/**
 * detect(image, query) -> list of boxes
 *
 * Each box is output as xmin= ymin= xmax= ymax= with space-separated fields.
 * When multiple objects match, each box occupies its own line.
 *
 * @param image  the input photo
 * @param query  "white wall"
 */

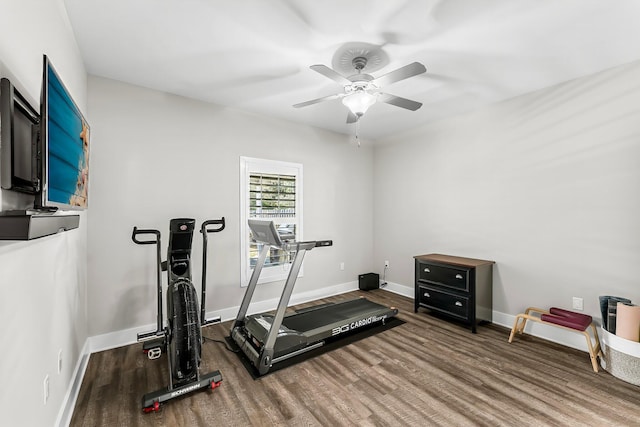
xmin=86 ymin=76 xmax=374 ymax=337
xmin=374 ymin=60 xmax=640 ymax=321
xmin=0 ymin=1 xmax=88 ymax=426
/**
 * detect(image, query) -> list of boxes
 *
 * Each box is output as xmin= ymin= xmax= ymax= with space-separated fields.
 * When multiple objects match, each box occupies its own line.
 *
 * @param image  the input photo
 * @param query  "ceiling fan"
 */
xmin=293 ymin=56 xmax=427 ymax=123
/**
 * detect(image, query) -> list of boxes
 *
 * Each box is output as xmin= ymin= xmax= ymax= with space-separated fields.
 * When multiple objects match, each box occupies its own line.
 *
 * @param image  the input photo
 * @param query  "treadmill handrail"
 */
xmin=229 ymin=243 xmax=271 ymax=332
xmin=282 ymin=240 xmax=332 ymax=252
xmin=262 ymin=248 xmax=308 ymax=352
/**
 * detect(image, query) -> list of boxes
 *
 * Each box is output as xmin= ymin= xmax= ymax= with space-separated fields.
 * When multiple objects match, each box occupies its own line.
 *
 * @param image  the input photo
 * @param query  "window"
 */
xmin=240 ymin=157 xmax=303 ymax=286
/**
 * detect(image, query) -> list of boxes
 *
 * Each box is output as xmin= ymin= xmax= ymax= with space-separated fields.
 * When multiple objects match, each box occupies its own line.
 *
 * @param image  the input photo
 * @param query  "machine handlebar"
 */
xmin=282 ymin=239 xmax=333 ymax=251
xmin=132 ymin=227 xmax=160 ymax=245
xmin=201 ymin=217 xmax=226 ymax=234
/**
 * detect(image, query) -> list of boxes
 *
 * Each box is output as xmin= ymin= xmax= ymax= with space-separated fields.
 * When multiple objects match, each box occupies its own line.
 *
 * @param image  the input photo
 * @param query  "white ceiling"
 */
xmin=63 ymin=0 xmax=640 ymax=141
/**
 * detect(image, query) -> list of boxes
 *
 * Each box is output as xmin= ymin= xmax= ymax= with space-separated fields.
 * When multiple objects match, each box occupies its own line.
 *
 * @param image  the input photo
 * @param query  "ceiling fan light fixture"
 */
xmin=342 ymin=90 xmax=377 ymax=117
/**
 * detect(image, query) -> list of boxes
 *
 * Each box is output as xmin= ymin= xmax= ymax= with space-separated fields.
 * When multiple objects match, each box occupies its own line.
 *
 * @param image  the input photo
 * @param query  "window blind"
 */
xmin=248 ymin=173 xmax=298 ymax=269
xmin=249 ymin=173 xmax=296 ymax=218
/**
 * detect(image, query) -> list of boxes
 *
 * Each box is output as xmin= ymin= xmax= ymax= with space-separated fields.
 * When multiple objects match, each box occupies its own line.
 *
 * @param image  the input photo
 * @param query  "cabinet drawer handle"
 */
xmin=424 ymin=268 xmax=430 ymax=273
xmin=455 ymin=274 xmax=463 ymax=279
xmin=455 ymin=301 xmax=463 ymax=307
xmin=424 ymin=292 xmax=430 ymax=298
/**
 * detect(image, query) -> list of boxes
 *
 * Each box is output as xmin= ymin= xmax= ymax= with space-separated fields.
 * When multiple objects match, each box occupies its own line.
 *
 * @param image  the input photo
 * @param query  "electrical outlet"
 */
xmin=58 ymin=349 xmax=63 ymax=374
xmin=43 ymin=375 xmax=49 ymax=404
xmin=384 ymin=260 xmax=390 ymax=268
xmin=572 ymin=297 xmax=584 ymax=311
xmin=340 ymin=262 xmax=344 ymax=271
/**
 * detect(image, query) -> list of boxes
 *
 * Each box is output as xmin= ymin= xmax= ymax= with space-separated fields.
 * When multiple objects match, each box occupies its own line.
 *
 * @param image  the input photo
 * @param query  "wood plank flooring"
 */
xmin=70 ymin=290 xmax=639 ymax=426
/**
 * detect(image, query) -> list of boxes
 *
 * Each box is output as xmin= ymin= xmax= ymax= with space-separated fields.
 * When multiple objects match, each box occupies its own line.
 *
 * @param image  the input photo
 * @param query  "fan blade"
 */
xmin=372 ymin=62 xmax=427 ymax=87
xmin=293 ymin=93 xmax=343 ymax=108
xmin=378 ymin=93 xmax=422 ymax=111
xmin=346 ymin=112 xmax=358 ymax=123
xmin=310 ymin=64 xmax=352 ymax=85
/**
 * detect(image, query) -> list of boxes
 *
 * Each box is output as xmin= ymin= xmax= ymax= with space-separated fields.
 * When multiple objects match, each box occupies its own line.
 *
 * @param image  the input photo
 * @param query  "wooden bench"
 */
xmin=508 ymin=307 xmax=602 ymax=372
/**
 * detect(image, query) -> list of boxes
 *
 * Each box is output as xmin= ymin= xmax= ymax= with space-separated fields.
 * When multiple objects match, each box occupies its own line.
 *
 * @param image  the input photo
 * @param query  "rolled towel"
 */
xmin=615 ymin=302 xmax=640 ymax=342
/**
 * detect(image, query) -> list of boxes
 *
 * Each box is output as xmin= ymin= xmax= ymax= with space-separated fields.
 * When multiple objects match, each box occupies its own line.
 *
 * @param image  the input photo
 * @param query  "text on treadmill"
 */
xmin=331 ymin=315 xmax=387 ymax=336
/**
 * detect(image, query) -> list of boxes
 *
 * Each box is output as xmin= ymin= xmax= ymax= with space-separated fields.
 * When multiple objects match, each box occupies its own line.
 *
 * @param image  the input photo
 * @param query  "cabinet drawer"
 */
xmin=418 ymin=286 xmax=469 ymax=320
xmin=417 ymin=262 xmax=469 ymax=291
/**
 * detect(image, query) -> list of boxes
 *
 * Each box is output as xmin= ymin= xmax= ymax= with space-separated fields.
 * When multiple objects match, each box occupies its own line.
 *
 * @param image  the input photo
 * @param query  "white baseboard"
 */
xmin=56 ymin=340 xmax=91 ymax=427
xmin=89 ymin=280 xmax=593 ymax=360
xmin=379 ymin=281 xmax=413 ymax=298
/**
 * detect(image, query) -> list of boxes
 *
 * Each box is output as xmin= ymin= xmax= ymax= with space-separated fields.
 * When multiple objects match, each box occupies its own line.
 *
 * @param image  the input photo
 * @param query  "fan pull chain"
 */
xmin=355 ymin=118 xmax=361 ymax=148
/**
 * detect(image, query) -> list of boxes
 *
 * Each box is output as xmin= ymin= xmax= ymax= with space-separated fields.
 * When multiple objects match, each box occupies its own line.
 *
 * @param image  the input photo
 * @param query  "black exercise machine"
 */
xmin=230 ymin=219 xmax=399 ymax=376
xmin=132 ymin=217 xmax=225 ymax=413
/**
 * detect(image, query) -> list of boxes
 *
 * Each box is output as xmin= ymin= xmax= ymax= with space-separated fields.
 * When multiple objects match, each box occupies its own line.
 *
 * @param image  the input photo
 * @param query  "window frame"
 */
xmin=239 ymin=156 xmax=303 ymax=286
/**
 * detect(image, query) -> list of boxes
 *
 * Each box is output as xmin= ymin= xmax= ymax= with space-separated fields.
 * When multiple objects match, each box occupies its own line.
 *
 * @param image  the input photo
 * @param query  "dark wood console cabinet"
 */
xmin=414 ymin=254 xmax=494 ymax=333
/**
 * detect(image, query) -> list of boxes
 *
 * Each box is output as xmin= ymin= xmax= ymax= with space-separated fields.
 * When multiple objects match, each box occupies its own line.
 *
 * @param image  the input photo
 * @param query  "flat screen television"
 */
xmin=0 ymin=77 xmax=40 ymax=195
xmin=40 ymin=55 xmax=90 ymax=209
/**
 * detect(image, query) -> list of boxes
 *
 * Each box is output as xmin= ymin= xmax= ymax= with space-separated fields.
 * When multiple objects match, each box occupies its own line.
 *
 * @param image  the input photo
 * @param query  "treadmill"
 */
xmin=230 ymin=219 xmax=398 ymax=376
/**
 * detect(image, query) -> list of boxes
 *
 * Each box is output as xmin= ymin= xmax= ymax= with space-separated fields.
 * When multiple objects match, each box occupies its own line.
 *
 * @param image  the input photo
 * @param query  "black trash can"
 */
xmin=358 ymin=273 xmax=379 ymax=291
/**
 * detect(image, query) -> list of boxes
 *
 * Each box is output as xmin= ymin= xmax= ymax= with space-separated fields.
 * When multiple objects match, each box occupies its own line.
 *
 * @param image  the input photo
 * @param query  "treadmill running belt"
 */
xmin=282 ymin=298 xmax=390 ymax=332
xmin=225 ymin=316 xmax=405 ymax=379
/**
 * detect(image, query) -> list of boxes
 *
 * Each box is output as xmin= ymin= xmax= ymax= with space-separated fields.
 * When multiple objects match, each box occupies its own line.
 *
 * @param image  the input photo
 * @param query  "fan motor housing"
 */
xmin=331 ymin=42 xmax=389 ymax=75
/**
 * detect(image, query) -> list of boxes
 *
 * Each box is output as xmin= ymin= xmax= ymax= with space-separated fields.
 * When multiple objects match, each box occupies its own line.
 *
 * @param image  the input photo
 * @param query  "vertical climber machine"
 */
xmin=131 ymin=217 xmax=225 ymax=412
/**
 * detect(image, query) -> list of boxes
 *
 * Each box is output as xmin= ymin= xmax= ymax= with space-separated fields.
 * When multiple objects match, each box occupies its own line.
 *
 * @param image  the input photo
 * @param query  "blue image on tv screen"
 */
xmin=46 ymin=61 xmax=89 ymax=208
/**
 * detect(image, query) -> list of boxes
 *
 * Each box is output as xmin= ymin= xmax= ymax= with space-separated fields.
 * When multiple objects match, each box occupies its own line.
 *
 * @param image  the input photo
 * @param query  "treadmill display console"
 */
xmin=248 ymin=219 xmax=283 ymax=247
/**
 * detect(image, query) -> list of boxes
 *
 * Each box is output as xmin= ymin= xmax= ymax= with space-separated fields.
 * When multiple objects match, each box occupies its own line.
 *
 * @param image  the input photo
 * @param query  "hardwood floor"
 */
xmin=70 ymin=290 xmax=639 ymax=426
